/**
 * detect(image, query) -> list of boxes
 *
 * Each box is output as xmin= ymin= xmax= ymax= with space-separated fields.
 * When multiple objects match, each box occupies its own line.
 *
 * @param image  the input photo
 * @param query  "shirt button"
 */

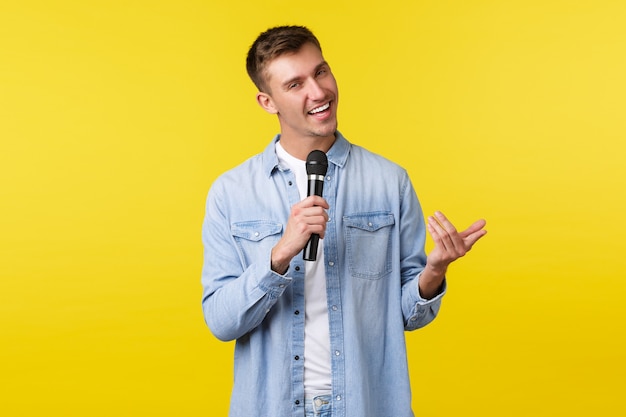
xmin=336 ymin=395 xmax=341 ymax=401
xmin=326 ymin=176 xmax=331 ymax=181
xmin=288 ymin=181 xmax=293 ymax=186
xmin=328 ymin=261 xmax=334 ymax=267
xmin=335 ymin=350 xmax=341 ymax=356
xmin=295 ymin=266 xmax=300 ymax=271
xmin=295 ymin=400 xmax=300 ymax=405
xmin=368 ymin=222 xmax=373 ymax=227
xmin=254 ymin=232 xmax=259 ymax=237
xmin=279 ymin=284 xmax=285 ymax=288
xmin=294 ymin=310 xmax=300 ymax=315
xmin=294 ymin=355 xmax=300 ymax=360
xmin=331 ymin=305 xmax=338 ymax=311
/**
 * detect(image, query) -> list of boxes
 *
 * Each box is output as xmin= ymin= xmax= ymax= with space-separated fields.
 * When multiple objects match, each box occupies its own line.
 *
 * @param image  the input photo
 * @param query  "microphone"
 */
xmin=303 ymin=150 xmax=328 ymax=261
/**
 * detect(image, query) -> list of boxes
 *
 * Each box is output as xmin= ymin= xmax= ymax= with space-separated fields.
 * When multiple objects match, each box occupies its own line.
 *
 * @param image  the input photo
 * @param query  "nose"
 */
xmin=307 ymin=78 xmax=326 ymax=101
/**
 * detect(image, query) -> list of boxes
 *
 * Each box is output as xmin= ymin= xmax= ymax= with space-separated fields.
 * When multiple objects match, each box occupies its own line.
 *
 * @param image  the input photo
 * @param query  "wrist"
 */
xmin=270 ymin=246 xmax=291 ymax=275
xmin=419 ymin=264 xmax=447 ymax=299
xmin=424 ymin=262 xmax=447 ymax=278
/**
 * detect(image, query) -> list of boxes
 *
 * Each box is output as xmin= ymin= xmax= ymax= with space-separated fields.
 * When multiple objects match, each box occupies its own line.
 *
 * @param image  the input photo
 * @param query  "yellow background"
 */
xmin=2 ymin=1 xmax=625 ymax=415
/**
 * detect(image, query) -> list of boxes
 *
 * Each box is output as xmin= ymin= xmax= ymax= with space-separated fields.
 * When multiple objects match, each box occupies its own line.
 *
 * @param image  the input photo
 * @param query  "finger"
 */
xmin=432 ymin=212 xmax=467 ymax=252
xmin=301 ymin=207 xmax=328 ymax=234
xmin=458 ymin=219 xmax=487 ymax=239
xmin=463 ymin=228 xmax=487 ymax=249
xmin=427 ymin=216 xmax=454 ymax=252
xmin=433 ymin=211 xmax=457 ymax=234
xmin=435 ymin=213 xmax=487 ymax=251
xmin=426 ymin=218 xmax=440 ymax=241
xmin=303 ymin=206 xmax=328 ymax=222
xmin=302 ymin=195 xmax=329 ymax=209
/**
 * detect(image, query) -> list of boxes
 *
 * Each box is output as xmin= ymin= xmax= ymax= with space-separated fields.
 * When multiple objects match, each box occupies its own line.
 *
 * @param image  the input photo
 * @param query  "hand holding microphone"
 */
xmin=269 ymin=150 xmax=328 ymax=273
xmin=303 ymin=150 xmax=328 ymax=261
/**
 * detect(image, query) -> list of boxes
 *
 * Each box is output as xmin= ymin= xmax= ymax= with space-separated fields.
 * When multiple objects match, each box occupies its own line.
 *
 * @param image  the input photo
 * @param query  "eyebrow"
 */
xmin=281 ymin=61 xmax=330 ymax=89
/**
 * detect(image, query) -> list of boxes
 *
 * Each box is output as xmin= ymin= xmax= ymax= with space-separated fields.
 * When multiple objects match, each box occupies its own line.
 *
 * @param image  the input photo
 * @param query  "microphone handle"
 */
xmin=303 ymin=176 xmax=325 ymax=261
xmin=303 ymin=233 xmax=320 ymax=261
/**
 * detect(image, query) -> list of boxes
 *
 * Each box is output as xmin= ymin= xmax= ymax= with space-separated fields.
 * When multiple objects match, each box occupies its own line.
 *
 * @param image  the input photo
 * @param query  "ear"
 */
xmin=256 ymin=92 xmax=278 ymax=114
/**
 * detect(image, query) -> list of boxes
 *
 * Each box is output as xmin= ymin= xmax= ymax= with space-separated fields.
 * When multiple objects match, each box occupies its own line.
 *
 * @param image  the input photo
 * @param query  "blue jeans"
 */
xmin=304 ymin=394 xmax=332 ymax=417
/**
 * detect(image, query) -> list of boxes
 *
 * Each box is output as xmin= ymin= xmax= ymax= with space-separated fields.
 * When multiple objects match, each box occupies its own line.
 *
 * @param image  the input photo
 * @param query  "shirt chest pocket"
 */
xmin=231 ymin=221 xmax=283 ymax=268
xmin=343 ymin=212 xmax=395 ymax=280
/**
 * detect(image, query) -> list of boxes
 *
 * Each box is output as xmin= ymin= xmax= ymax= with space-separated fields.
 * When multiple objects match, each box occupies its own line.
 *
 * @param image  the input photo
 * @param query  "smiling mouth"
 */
xmin=308 ymin=102 xmax=330 ymax=115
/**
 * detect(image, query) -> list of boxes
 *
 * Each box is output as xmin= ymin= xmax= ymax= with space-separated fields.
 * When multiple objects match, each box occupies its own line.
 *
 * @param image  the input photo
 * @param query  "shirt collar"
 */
xmin=262 ymin=131 xmax=351 ymax=178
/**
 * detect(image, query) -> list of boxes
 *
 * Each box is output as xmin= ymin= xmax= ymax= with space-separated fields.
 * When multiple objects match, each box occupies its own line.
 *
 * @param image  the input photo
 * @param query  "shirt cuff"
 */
xmin=253 ymin=255 xmax=292 ymax=299
xmin=415 ymin=272 xmax=447 ymax=305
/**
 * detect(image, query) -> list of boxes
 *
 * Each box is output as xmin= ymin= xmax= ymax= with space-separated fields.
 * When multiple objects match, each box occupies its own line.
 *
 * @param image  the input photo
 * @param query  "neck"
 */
xmin=278 ymin=133 xmax=336 ymax=160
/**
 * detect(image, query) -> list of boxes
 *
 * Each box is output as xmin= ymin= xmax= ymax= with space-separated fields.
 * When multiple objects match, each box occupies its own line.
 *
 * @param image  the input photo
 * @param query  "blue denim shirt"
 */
xmin=201 ymin=132 xmax=445 ymax=417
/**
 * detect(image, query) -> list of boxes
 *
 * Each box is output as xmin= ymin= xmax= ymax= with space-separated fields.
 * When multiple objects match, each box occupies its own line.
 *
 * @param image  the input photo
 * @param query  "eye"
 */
xmin=316 ymin=68 xmax=327 ymax=77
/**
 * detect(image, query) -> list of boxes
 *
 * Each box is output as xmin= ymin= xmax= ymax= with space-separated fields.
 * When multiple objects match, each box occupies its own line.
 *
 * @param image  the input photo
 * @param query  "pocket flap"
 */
xmin=231 ymin=221 xmax=283 ymax=242
xmin=343 ymin=212 xmax=395 ymax=232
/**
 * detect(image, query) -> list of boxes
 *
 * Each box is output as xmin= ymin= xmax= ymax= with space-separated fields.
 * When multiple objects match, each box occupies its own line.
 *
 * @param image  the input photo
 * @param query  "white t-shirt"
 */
xmin=275 ymin=142 xmax=332 ymax=398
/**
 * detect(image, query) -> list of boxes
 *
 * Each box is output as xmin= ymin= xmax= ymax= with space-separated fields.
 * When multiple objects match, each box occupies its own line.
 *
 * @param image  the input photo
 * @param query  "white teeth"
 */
xmin=309 ymin=103 xmax=330 ymax=114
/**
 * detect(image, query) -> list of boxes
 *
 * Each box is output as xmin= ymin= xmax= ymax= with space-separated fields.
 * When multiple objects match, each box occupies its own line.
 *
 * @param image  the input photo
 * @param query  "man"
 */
xmin=201 ymin=25 xmax=487 ymax=417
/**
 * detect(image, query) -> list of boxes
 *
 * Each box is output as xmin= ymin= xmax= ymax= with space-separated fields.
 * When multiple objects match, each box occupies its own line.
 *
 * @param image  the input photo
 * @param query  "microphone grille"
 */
xmin=306 ymin=150 xmax=328 ymax=175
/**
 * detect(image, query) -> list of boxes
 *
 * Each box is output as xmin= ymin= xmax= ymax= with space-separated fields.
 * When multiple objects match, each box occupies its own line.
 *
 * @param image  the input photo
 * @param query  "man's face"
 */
xmin=258 ymin=42 xmax=339 ymax=143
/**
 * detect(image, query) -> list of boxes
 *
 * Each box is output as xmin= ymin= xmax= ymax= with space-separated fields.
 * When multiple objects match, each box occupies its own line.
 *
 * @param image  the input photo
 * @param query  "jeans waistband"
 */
xmin=304 ymin=394 xmax=332 ymax=415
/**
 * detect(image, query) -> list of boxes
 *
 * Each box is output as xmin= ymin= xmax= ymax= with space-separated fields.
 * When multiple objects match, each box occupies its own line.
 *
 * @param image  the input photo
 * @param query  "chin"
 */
xmin=314 ymin=129 xmax=337 ymax=140
xmin=318 ymin=121 xmax=338 ymax=138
